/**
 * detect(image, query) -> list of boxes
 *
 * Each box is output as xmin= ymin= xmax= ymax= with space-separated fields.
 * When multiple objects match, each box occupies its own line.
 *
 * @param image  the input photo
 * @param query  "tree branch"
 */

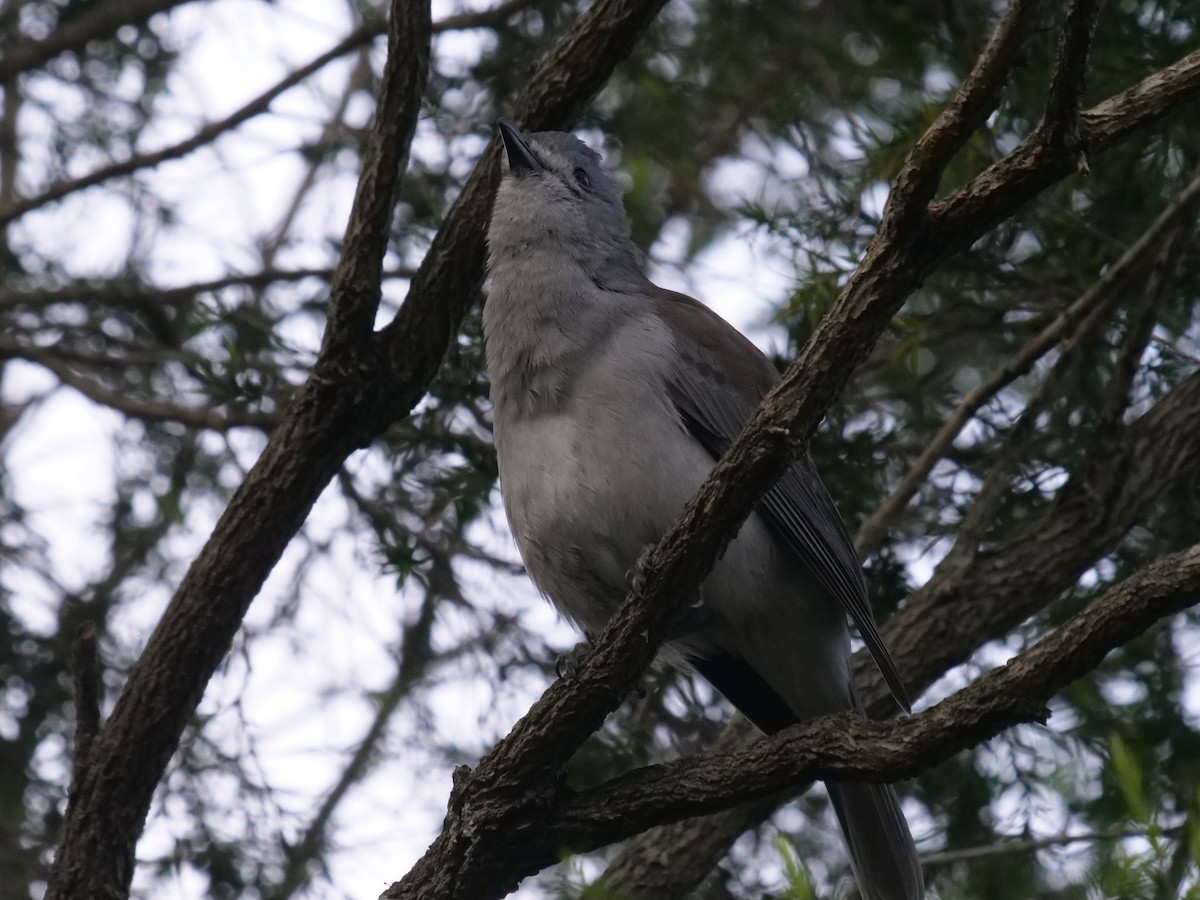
xmin=374 ymin=0 xmax=675 ymax=411
xmin=0 ymin=21 xmax=380 ymax=228
xmin=68 ymin=624 xmax=101 ymax=790
xmin=434 ymin=0 xmax=542 ymax=32
xmin=320 ymin=0 xmax=430 ymax=355
xmin=0 ymin=0 xmax=194 ymax=81
xmin=276 ymin=587 xmax=439 ymax=898
xmin=594 ymin=718 xmax=778 ymax=900
xmin=919 ymin=825 xmax=1185 ymax=868
xmin=1039 ymin=0 xmax=1103 ymax=152
xmin=27 ymin=352 xmax=279 ymax=431
xmin=397 ymin=0 xmax=1046 ymax=815
xmin=602 ymin=357 xmax=1200 ymax=900
xmin=1092 ymin=197 xmax=1197 ymax=439
xmin=885 ymin=0 xmax=1043 ymax=229
xmin=931 ymin=48 xmax=1200 ymax=231
xmin=40 ymin=1 xmax=433 ymax=896
xmin=0 ymin=266 xmax=412 ymax=311
xmin=554 ymin=545 xmax=1200 ymax=845
xmin=0 ymin=2 xmax=544 ymax=227
xmin=855 ymin=167 xmax=1200 ymax=557
xmin=868 ymin=367 xmax=1200 ymax=713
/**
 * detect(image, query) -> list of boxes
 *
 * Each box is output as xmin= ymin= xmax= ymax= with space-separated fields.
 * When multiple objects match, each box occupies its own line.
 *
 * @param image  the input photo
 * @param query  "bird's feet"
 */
xmin=556 ymin=641 xmax=650 ymax=698
xmin=555 ymin=641 xmax=589 ymax=680
xmin=625 ymin=543 xmax=712 ymax=639
xmin=625 ymin=543 xmax=657 ymax=596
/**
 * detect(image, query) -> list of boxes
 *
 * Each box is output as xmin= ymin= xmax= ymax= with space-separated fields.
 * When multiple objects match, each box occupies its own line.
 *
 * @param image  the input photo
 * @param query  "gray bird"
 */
xmin=484 ymin=119 xmax=923 ymax=900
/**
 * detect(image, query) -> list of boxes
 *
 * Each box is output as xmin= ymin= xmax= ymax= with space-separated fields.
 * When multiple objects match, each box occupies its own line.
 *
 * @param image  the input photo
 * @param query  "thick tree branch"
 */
xmin=594 ymin=718 xmax=778 ymax=899
xmin=321 ymin=1 xmax=431 ymax=354
xmin=68 ymin=624 xmax=101 ymax=787
xmin=886 ymin=0 xmax=1042 ymax=229
xmin=40 ymin=2 xmax=432 ymax=896
xmin=931 ymin=48 xmax=1200 ymax=230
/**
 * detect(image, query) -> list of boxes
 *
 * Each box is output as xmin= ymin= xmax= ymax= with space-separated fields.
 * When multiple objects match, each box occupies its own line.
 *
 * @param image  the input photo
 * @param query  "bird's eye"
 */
xmin=573 ymin=167 xmax=591 ymax=190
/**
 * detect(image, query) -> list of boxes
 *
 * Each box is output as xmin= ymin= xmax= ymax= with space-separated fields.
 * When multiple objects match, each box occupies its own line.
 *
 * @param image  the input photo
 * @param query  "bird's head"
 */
xmin=488 ymin=119 xmax=643 ymax=288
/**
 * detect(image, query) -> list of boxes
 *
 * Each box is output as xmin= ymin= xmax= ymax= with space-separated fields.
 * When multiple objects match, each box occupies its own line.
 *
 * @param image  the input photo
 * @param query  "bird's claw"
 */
xmin=625 ymin=543 xmax=657 ymax=596
xmin=555 ymin=641 xmax=589 ymax=679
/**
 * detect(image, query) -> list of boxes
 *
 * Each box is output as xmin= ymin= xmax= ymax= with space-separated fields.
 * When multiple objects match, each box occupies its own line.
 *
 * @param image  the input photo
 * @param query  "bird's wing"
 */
xmin=652 ymin=288 xmax=911 ymax=713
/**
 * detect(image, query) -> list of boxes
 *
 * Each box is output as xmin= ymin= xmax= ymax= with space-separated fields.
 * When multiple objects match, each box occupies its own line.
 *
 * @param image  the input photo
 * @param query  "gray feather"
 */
xmin=485 ymin=122 xmax=923 ymax=900
xmin=654 ymin=288 xmax=912 ymax=713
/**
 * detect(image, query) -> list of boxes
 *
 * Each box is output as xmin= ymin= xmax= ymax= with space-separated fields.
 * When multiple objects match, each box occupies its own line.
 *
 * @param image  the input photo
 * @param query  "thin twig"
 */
xmin=948 ymin=173 xmax=1200 ymax=561
xmin=920 ymin=824 xmax=1186 ymax=867
xmin=276 ymin=588 xmax=440 ymax=898
xmin=1093 ymin=201 xmax=1198 ymax=437
xmin=856 ymin=168 xmax=1200 ymax=557
xmin=46 ymin=359 xmax=280 ymax=431
xmin=0 ymin=22 xmax=382 ymax=228
xmin=434 ymin=0 xmax=541 ymax=32
xmin=0 ymin=265 xmax=413 ymax=310
xmin=0 ymin=1 xmax=538 ymax=227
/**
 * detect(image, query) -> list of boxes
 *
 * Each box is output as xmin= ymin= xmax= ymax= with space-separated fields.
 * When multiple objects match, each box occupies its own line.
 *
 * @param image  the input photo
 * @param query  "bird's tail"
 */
xmin=825 ymin=780 xmax=924 ymax=900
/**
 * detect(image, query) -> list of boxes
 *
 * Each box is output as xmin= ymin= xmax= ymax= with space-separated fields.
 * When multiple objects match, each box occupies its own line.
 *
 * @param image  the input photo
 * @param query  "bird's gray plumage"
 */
xmin=484 ymin=119 xmax=923 ymax=900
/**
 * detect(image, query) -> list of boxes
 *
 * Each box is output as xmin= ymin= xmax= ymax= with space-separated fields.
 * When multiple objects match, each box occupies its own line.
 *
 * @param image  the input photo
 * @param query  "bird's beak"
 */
xmin=497 ymin=118 xmax=541 ymax=175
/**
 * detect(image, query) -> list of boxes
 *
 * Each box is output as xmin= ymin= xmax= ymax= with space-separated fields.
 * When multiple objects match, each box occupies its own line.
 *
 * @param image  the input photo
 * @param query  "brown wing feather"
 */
xmin=653 ymin=288 xmax=911 ymax=713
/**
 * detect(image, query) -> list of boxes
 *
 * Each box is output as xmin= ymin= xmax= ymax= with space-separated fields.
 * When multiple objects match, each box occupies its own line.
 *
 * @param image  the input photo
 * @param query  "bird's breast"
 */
xmin=491 ymin=314 xmax=709 ymax=631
